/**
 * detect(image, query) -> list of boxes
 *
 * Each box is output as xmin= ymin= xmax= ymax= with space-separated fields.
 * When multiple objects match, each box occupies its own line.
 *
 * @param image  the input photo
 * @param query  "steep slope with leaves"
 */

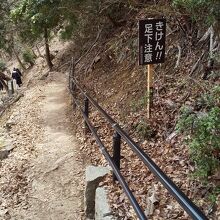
xmin=71 ymin=1 xmax=220 ymax=219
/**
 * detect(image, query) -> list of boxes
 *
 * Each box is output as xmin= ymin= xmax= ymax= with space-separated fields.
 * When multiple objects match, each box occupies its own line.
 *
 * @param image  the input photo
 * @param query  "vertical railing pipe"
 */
xmin=84 ymin=97 xmax=89 ymax=134
xmin=112 ymin=132 xmax=121 ymax=182
xmin=11 ymin=81 xmax=14 ymax=94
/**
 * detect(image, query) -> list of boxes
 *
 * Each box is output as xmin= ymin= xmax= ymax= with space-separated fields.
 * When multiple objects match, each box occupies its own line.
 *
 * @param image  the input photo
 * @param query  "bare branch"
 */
xmin=199 ymin=26 xmax=214 ymax=42
xmin=189 ymin=51 xmax=205 ymax=76
xmin=75 ymin=28 xmax=102 ymax=66
xmin=175 ymin=44 xmax=182 ymax=69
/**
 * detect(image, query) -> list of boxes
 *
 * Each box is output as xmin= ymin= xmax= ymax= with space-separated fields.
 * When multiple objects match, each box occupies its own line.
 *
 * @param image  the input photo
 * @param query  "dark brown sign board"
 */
xmin=139 ymin=18 xmax=166 ymax=65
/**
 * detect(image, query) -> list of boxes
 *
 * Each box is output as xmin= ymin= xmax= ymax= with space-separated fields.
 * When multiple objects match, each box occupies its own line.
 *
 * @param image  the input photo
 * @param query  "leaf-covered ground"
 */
xmin=72 ymin=8 xmax=220 ymax=219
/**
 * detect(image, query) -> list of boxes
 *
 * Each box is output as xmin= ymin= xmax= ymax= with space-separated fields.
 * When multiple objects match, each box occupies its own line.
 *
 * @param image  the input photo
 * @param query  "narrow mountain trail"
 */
xmin=0 ymin=71 xmax=85 ymax=219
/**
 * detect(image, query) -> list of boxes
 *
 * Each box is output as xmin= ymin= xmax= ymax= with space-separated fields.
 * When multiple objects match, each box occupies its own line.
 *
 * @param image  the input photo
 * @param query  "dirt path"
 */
xmin=0 ymin=72 xmax=85 ymax=219
xmin=24 ymin=73 xmax=85 ymax=219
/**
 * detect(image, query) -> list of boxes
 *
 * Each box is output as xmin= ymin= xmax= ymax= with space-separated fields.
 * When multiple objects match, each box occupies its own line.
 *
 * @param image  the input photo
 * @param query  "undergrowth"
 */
xmin=177 ymin=86 xmax=220 ymax=179
xmin=0 ymin=60 xmax=6 ymax=71
xmin=22 ymin=49 xmax=36 ymax=67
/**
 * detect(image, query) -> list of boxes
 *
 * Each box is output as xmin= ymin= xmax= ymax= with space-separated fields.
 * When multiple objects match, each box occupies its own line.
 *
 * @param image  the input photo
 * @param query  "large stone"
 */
xmin=95 ymin=187 xmax=115 ymax=220
xmin=0 ymin=149 xmax=9 ymax=160
xmin=0 ymin=139 xmax=14 ymax=160
xmin=85 ymin=166 xmax=110 ymax=219
xmin=5 ymin=120 xmax=16 ymax=130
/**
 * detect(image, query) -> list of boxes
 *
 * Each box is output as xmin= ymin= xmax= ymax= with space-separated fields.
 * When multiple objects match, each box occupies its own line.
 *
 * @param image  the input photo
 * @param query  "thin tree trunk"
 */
xmin=13 ymin=48 xmax=26 ymax=70
xmin=31 ymin=48 xmax=37 ymax=58
xmin=0 ymin=72 xmax=10 ymax=92
xmin=36 ymin=45 xmax=43 ymax=57
xmin=44 ymin=27 xmax=53 ymax=70
xmin=0 ymin=79 xmax=8 ymax=92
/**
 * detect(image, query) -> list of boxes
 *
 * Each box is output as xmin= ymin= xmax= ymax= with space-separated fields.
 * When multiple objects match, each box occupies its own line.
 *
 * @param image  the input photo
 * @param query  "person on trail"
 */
xmin=15 ymin=68 xmax=22 ymax=77
xmin=12 ymin=67 xmax=22 ymax=87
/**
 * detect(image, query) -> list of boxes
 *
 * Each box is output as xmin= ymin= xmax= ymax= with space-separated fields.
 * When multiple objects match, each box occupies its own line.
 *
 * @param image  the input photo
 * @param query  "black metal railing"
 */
xmin=69 ymin=62 xmax=208 ymax=220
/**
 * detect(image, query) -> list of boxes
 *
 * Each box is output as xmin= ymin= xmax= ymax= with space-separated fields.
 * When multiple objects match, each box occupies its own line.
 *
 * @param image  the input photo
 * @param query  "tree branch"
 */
xmin=175 ymin=44 xmax=182 ymax=69
xmin=75 ymin=28 xmax=102 ymax=66
xmin=189 ymin=51 xmax=205 ymax=76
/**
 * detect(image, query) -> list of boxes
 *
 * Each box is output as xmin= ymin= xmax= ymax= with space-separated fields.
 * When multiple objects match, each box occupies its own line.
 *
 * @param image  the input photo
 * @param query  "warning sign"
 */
xmin=139 ymin=19 xmax=166 ymax=65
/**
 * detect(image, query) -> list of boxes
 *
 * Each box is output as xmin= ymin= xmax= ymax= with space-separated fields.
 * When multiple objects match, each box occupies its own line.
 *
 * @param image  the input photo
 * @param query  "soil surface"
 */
xmin=0 ymin=70 xmax=85 ymax=219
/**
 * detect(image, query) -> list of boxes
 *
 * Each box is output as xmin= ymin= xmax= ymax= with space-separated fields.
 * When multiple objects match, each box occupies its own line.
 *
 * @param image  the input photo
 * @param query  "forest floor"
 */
xmin=71 ymin=13 xmax=220 ymax=219
xmin=0 ymin=11 xmax=219 ymax=219
xmin=0 ymin=41 xmax=85 ymax=219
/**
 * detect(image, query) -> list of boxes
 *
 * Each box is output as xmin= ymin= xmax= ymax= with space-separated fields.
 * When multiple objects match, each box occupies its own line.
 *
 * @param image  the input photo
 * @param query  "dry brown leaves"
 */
xmin=0 ymin=86 xmax=45 ymax=218
xmin=73 ymin=63 xmax=220 ymax=220
xmin=72 ymin=12 xmax=220 ymax=219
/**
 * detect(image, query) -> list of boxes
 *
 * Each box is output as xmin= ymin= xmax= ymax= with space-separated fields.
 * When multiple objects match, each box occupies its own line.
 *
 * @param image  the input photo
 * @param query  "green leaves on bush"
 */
xmin=22 ymin=49 xmax=36 ymax=66
xmin=0 ymin=60 xmax=6 ymax=71
xmin=136 ymin=120 xmax=156 ymax=140
xmin=173 ymin=0 xmax=220 ymax=26
xmin=177 ymin=86 xmax=220 ymax=179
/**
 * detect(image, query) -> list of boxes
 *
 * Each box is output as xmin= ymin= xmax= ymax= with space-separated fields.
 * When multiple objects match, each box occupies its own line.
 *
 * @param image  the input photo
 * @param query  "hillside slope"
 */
xmin=71 ymin=4 xmax=220 ymax=220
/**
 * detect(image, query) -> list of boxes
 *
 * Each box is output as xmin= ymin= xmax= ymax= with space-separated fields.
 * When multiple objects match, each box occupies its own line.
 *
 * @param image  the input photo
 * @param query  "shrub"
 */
xmin=0 ymin=60 xmax=6 ymax=71
xmin=131 ymin=92 xmax=149 ymax=112
xmin=177 ymin=86 xmax=220 ymax=179
xmin=22 ymin=49 xmax=36 ymax=66
xmin=172 ymin=0 xmax=220 ymax=27
xmin=136 ymin=120 xmax=156 ymax=140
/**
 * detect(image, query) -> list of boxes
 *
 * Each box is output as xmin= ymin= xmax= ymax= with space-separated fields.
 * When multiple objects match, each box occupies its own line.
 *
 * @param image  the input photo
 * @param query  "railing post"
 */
xmin=69 ymin=57 xmax=75 ymax=90
xmin=69 ymin=66 xmax=71 ymax=90
xmin=84 ymin=97 xmax=89 ymax=134
xmin=71 ymin=57 xmax=75 ymax=78
xmin=71 ymin=81 xmax=76 ymax=109
xmin=11 ymin=81 xmax=14 ymax=94
xmin=72 ymin=80 xmax=76 ymax=93
xmin=112 ymin=132 xmax=121 ymax=182
xmin=8 ymin=80 xmax=13 ymax=96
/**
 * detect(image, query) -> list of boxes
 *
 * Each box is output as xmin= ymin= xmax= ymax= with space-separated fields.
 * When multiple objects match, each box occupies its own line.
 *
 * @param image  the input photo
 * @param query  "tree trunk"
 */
xmin=0 ymin=72 xmax=11 ymax=92
xmin=0 ymin=72 xmax=11 ymax=81
xmin=44 ymin=27 xmax=53 ymax=70
xmin=31 ymin=48 xmax=37 ymax=58
xmin=36 ymin=45 xmax=43 ymax=57
xmin=13 ymin=48 xmax=26 ymax=70
xmin=0 ymin=79 xmax=9 ymax=92
xmin=106 ymin=14 xmax=119 ymax=27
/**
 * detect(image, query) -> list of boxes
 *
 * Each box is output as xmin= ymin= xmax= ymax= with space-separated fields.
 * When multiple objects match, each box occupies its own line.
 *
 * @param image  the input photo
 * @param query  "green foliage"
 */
xmin=0 ymin=0 xmax=14 ymax=53
xmin=10 ymin=0 xmax=87 ymax=68
xmin=196 ymin=86 xmax=220 ymax=110
xmin=22 ymin=49 xmax=35 ymax=66
xmin=11 ymin=0 xmax=86 ymax=43
xmin=173 ymin=0 xmax=220 ymax=26
xmin=0 ymin=21 xmax=7 ymax=50
xmin=0 ymin=60 xmax=6 ymax=71
xmin=177 ymin=86 xmax=220 ymax=178
xmin=59 ymin=14 xmax=78 ymax=40
xmin=209 ymin=186 xmax=220 ymax=204
xmin=131 ymin=92 xmax=149 ymax=112
xmin=136 ymin=120 xmax=154 ymax=140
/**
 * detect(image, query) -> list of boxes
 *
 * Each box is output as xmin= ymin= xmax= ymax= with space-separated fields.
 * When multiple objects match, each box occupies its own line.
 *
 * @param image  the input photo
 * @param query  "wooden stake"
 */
xmin=147 ymin=64 xmax=153 ymax=118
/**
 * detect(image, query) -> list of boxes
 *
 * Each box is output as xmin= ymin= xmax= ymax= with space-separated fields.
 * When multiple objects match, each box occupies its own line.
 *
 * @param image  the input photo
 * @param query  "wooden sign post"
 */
xmin=138 ymin=19 xmax=166 ymax=118
xmin=147 ymin=64 xmax=153 ymax=118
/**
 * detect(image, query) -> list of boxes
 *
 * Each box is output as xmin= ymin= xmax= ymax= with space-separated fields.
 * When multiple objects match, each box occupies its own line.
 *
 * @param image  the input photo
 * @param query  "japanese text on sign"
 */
xmin=139 ymin=19 xmax=166 ymax=65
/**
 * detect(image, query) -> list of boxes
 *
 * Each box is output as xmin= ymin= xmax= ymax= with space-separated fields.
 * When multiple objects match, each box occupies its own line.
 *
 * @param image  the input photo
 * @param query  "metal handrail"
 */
xmin=70 ymin=78 xmax=208 ymax=220
xmin=74 ymin=98 xmax=147 ymax=219
xmin=114 ymin=124 xmax=207 ymax=220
